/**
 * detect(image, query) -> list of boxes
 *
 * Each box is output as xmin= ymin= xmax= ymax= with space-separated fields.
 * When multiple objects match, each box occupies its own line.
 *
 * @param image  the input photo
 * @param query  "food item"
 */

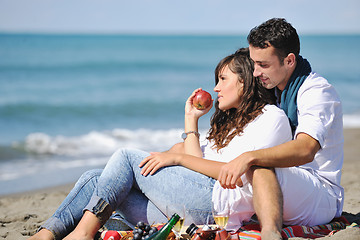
xmin=185 ymin=223 xmax=229 ymax=240
xmin=192 ymin=90 xmax=212 ymax=110
xmin=101 ymin=230 xmax=121 ymax=240
xmin=101 ymin=215 xmax=179 ymax=240
xmin=133 ymin=221 xmax=159 ymax=240
xmin=185 ymin=223 xmax=216 ymax=240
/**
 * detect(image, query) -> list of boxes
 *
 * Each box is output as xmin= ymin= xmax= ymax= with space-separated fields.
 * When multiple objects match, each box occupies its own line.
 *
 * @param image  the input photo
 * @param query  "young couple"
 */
xmin=29 ymin=18 xmax=343 ymax=240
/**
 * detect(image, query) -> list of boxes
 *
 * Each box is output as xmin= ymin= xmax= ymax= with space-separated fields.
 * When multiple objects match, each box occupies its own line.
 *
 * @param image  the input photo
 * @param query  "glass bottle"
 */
xmin=147 ymin=213 xmax=180 ymax=240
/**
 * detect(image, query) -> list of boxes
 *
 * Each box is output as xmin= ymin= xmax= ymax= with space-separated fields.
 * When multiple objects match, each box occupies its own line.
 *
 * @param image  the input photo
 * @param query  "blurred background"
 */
xmin=0 ymin=0 xmax=359 ymax=195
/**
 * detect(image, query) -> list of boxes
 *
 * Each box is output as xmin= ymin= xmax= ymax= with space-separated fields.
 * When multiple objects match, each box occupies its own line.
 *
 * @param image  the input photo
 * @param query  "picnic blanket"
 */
xmin=236 ymin=216 xmax=358 ymax=239
xmin=100 ymin=216 xmax=359 ymax=240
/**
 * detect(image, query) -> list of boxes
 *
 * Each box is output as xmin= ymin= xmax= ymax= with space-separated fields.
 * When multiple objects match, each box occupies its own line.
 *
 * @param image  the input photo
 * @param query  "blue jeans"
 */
xmin=41 ymin=148 xmax=215 ymax=239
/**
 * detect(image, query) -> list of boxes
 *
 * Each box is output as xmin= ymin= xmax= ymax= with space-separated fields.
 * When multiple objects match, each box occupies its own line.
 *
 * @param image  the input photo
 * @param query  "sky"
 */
xmin=0 ymin=0 xmax=360 ymax=35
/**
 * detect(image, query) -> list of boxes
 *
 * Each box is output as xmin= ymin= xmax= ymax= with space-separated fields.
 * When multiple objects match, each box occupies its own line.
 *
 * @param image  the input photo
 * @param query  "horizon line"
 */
xmin=1 ymin=30 xmax=360 ymax=37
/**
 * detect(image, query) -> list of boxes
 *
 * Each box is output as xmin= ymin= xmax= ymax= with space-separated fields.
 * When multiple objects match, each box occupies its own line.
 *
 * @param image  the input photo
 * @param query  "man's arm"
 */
xmin=250 ymin=133 xmax=320 ymax=168
xmin=218 ymin=132 xmax=320 ymax=188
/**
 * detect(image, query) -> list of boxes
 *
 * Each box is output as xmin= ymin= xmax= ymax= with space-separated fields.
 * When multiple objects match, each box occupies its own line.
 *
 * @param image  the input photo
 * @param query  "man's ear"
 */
xmin=285 ymin=53 xmax=296 ymax=67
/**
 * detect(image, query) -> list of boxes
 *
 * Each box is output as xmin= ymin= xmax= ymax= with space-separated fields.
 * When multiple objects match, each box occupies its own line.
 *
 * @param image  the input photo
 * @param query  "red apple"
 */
xmin=192 ymin=90 xmax=212 ymax=110
xmin=101 ymin=230 xmax=121 ymax=240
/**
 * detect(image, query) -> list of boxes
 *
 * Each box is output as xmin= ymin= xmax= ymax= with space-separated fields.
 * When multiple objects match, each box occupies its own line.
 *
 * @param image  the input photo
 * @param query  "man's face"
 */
xmin=249 ymin=44 xmax=292 ymax=91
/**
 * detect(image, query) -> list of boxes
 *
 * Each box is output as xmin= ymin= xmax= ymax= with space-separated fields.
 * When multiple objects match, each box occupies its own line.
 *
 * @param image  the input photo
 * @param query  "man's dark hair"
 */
xmin=247 ymin=18 xmax=300 ymax=62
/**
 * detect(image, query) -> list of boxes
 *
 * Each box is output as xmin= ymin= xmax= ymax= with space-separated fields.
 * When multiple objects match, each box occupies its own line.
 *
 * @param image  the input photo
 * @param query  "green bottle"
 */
xmin=147 ymin=213 xmax=180 ymax=240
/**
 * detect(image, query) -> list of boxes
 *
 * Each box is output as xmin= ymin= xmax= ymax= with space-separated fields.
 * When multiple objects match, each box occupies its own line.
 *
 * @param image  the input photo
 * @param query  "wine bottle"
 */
xmin=147 ymin=213 xmax=180 ymax=240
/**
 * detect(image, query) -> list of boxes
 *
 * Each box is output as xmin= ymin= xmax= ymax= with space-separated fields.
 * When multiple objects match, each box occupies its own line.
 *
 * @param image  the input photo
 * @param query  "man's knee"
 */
xmin=246 ymin=166 xmax=276 ymax=185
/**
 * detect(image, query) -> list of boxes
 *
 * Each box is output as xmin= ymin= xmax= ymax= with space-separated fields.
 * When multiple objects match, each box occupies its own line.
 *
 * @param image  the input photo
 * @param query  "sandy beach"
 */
xmin=0 ymin=129 xmax=359 ymax=240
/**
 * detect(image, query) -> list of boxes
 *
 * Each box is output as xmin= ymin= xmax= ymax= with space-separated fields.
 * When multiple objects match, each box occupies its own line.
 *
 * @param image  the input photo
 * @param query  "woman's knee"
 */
xmin=106 ymin=148 xmax=148 ymax=172
xmin=109 ymin=148 xmax=140 ymax=162
xmin=106 ymin=148 xmax=131 ymax=167
xmin=168 ymin=142 xmax=184 ymax=154
xmin=76 ymin=169 xmax=102 ymax=186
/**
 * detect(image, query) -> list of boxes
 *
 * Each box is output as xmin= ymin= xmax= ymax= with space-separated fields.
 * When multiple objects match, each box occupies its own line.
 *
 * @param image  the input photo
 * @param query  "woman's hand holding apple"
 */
xmin=185 ymin=89 xmax=213 ymax=119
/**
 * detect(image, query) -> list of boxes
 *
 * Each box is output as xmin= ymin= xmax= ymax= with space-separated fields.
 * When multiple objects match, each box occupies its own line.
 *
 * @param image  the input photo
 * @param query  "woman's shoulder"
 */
xmin=250 ymin=104 xmax=290 ymax=130
xmin=243 ymin=104 xmax=292 ymax=149
xmin=262 ymin=104 xmax=288 ymax=119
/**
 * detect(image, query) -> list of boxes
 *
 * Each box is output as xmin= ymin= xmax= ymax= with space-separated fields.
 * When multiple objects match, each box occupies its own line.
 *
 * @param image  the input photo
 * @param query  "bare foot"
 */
xmin=28 ymin=229 xmax=54 ymax=240
xmin=63 ymin=211 xmax=101 ymax=240
xmin=63 ymin=231 xmax=93 ymax=240
xmin=261 ymin=229 xmax=282 ymax=240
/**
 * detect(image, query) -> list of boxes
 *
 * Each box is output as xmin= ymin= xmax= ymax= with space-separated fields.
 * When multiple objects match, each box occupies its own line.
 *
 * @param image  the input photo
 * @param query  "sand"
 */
xmin=0 ymin=129 xmax=359 ymax=240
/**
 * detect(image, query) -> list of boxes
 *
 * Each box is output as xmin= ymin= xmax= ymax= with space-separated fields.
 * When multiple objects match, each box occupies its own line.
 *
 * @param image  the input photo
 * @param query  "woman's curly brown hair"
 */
xmin=207 ymin=48 xmax=277 ymax=150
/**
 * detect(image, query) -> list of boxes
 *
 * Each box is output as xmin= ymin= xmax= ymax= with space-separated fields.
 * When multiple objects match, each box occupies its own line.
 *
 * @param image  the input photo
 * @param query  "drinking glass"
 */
xmin=166 ymin=204 xmax=186 ymax=239
xmin=211 ymin=202 xmax=229 ymax=229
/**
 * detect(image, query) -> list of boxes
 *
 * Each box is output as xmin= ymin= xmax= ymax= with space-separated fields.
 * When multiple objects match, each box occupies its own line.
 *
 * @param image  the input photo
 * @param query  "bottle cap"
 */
xmin=186 ymin=223 xmax=198 ymax=236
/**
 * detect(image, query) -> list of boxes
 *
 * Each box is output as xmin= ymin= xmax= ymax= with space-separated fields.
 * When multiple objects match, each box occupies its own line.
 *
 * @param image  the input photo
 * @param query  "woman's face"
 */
xmin=214 ymin=64 xmax=244 ymax=111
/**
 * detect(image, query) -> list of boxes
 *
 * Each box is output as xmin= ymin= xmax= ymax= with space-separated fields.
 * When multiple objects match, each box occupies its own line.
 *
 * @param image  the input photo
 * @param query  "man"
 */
xmin=217 ymin=18 xmax=344 ymax=239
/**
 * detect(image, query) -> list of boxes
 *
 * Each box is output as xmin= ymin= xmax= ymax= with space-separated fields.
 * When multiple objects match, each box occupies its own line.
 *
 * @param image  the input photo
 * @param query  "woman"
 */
xmin=29 ymin=48 xmax=292 ymax=240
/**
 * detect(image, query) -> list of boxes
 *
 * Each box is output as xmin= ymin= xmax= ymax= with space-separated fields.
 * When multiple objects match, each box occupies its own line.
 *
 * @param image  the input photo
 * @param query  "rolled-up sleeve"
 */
xmin=295 ymin=73 xmax=342 ymax=148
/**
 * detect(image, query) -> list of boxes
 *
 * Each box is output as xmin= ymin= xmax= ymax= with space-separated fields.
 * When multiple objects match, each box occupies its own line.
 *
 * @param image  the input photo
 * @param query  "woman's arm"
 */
xmin=139 ymin=89 xmax=215 ymax=176
xmin=164 ymin=142 xmax=184 ymax=154
xmin=183 ymin=88 xmax=213 ymax=157
xmin=183 ymin=115 xmax=202 ymax=157
xmin=139 ymin=152 xmax=225 ymax=179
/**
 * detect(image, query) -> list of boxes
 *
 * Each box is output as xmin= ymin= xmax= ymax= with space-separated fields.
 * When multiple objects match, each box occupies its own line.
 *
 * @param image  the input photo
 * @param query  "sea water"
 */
xmin=0 ymin=34 xmax=359 ymax=195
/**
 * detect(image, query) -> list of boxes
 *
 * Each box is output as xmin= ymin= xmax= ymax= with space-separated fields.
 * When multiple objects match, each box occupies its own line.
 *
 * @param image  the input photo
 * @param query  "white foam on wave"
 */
xmin=2 ymin=128 xmax=210 ymax=185
xmin=19 ymin=128 xmax=195 ymax=157
xmin=19 ymin=113 xmax=359 ymax=159
xmin=2 ymin=114 xmax=358 ymax=192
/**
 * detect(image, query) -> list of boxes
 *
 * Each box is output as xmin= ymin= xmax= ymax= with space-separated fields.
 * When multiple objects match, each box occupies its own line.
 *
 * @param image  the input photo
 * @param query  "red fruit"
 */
xmin=193 ymin=90 xmax=212 ymax=110
xmin=101 ymin=230 xmax=121 ymax=240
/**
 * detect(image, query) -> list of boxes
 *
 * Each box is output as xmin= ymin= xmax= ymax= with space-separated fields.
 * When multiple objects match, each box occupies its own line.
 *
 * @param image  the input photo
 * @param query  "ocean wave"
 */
xmin=12 ymin=128 xmax=203 ymax=157
xmin=6 ymin=113 xmax=360 ymax=159
xmin=6 ymin=112 xmax=358 ymax=157
xmin=0 ymin=128 xmax=209 ymax=184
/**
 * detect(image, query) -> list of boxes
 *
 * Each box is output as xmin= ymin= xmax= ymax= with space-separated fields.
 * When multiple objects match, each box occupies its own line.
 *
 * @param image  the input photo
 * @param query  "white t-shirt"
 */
xmin=202 ymin=104 xmax=292 ymax=163
xmin=206 ymin=105 xmax=292 ymax=230
xmin=294 ymin=72 xmax=344 ymax=216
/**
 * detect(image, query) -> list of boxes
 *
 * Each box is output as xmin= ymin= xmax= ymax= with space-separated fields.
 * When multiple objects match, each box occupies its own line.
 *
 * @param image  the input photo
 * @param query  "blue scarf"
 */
xmin=280 ymin=55 xmax=311 ymax=131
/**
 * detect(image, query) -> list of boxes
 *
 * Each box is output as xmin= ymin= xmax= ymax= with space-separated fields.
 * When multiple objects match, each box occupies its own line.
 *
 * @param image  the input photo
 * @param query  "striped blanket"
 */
xmin=237 ymin=216 xmax=358 ymax=239
xmin=101 ymin=216 xmax=359 ymax=240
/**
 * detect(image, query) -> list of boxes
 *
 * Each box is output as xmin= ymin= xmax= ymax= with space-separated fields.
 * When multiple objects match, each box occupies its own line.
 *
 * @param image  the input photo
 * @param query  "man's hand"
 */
xmin=218 ymin=152 xmax=252 ymax=189
xmin=218 ymin=133 xmax=321 ymax=189
xmin=139 ymin=152 xmax=181 ymax=176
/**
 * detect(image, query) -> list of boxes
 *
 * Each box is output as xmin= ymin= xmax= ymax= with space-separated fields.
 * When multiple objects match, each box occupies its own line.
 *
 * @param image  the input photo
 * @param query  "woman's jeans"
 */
xmin=41 ymin=148 xmax=215 ymax=239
